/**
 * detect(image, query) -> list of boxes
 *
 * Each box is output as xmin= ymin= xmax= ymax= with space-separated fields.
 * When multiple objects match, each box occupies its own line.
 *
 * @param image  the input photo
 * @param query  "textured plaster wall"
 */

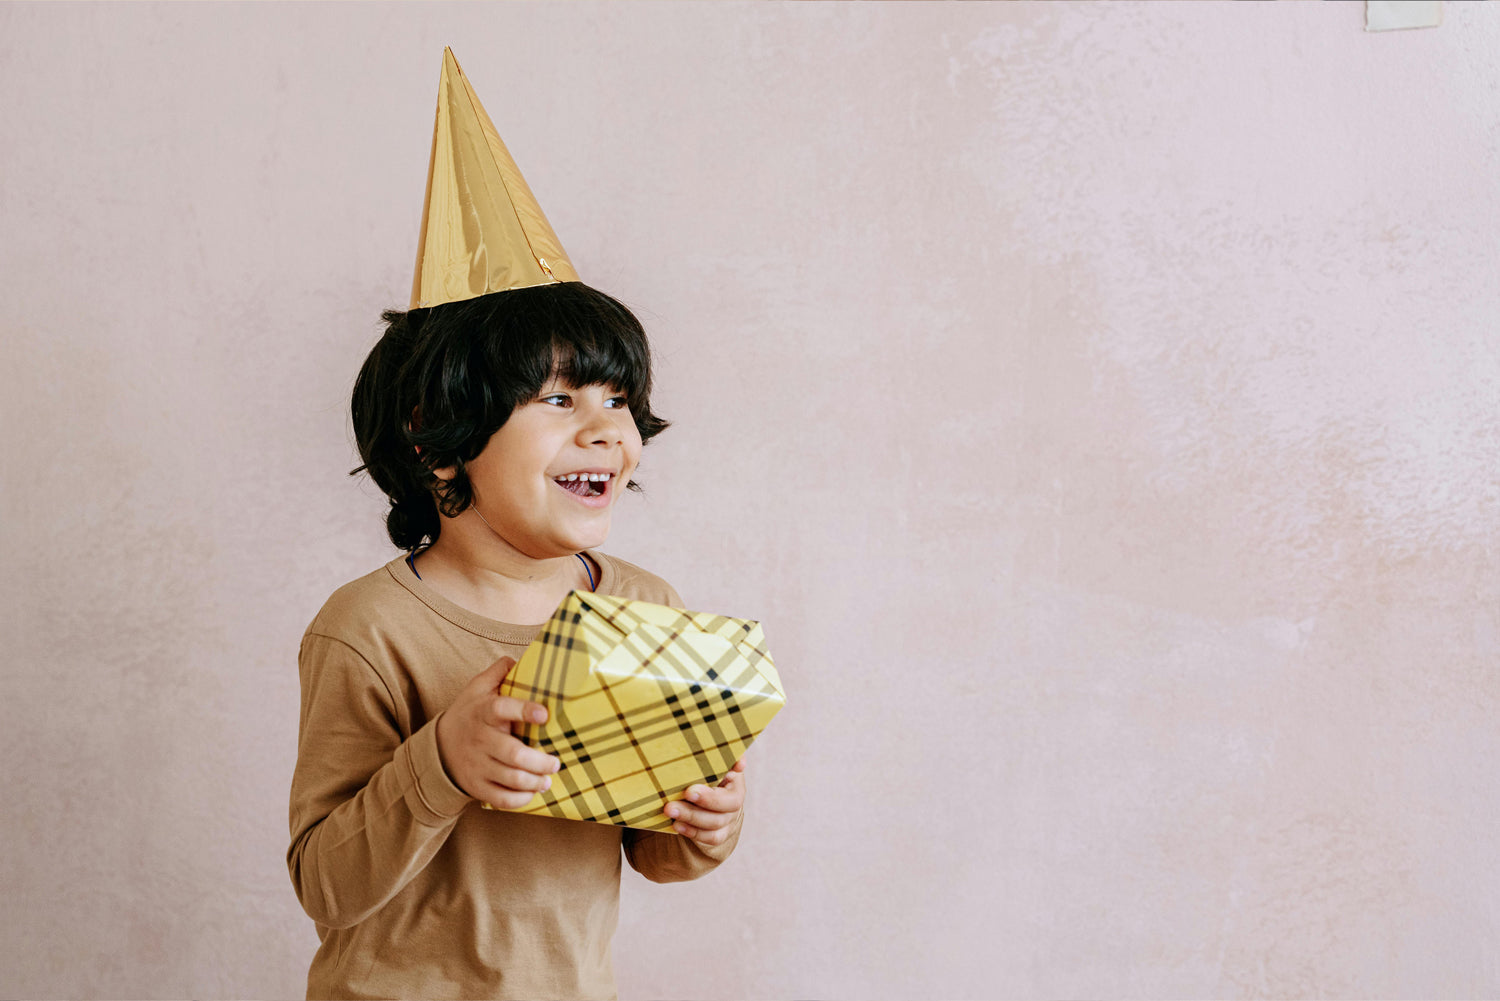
xmin=2 ymin=2 xmax=1498 ymax=998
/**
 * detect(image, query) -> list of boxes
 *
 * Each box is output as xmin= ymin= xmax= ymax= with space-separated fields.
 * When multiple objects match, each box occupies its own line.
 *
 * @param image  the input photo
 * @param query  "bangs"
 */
xmin=547 ymin=323 xmax=650 ymax=399
xmin=472 ymin=282 xmax=655 ymax=409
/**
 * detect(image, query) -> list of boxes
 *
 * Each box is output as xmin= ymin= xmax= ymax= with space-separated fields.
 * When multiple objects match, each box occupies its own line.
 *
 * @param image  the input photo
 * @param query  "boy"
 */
xmin=287 ymin=50 xmax=745 ymax=999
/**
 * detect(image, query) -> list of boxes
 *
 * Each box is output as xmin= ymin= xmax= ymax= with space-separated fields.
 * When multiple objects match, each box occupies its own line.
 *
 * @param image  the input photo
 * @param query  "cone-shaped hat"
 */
xmin=410 ymin=48 xmax=579 ymax=309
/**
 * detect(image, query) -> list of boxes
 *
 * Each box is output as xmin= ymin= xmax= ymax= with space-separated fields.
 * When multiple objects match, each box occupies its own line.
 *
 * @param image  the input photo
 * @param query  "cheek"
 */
xmin=621 ymin=419 xmax=644 ymax=465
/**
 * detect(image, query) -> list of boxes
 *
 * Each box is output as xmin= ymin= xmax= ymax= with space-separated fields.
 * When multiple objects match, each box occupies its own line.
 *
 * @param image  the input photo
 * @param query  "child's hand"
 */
xmin=663 ymin=758 xmax=747 ymax=846
xmin=436 ymin=656 xmax=561 ymax=809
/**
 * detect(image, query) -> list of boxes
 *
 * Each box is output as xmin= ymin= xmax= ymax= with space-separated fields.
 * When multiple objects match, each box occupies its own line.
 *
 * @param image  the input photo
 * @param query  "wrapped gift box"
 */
xmin=494 ymin=591 xmax=785 ymax=830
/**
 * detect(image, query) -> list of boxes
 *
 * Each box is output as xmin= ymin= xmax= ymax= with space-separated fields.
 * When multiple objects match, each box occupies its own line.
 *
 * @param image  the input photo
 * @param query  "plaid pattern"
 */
xmin=493 ymin=592 xmax=785 ymax=830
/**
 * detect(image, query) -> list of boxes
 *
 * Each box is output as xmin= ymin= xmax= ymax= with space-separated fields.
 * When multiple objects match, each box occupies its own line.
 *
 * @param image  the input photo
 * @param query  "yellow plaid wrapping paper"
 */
xmin=493 ymin=591 xmax=785 ymax=831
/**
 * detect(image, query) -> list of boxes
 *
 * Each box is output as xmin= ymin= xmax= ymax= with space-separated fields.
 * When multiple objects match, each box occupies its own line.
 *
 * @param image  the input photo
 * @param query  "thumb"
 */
xmin=473 ymin=655 xmax=517 ymax=690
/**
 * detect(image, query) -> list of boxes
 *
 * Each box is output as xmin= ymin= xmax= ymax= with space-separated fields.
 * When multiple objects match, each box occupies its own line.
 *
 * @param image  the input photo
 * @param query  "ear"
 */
xmin=407 ymin=407 xmax=447 ymax=476
xmin=416 ymin=443 xmax=458 ymax=483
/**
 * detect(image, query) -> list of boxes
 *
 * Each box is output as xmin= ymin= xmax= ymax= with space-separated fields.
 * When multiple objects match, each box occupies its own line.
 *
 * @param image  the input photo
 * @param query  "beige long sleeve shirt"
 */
xmin=288 ymin=553 xmax=739 ymax=1000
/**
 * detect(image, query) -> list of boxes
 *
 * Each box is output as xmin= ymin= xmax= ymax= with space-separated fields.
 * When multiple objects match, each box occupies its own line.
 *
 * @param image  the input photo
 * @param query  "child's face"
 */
xmin=461 ymin=377 xmax=643 ymax=559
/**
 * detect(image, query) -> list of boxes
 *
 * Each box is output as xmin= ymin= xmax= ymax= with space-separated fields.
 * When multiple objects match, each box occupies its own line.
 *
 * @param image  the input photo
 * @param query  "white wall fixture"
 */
xmin=1367 ymin=0 xmax=1442 ymax=32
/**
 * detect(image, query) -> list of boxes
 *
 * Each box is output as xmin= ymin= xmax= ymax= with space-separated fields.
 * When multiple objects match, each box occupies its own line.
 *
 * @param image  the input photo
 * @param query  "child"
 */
xmin=287 ymin=51 xmax=745 ymax=1000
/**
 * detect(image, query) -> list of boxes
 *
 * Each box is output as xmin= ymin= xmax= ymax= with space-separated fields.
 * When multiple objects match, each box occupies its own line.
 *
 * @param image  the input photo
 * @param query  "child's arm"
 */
xmin=622 ymin=760 xmax=747 ymax=882
xmin=288 ymin=639 xmax=555 ymax=928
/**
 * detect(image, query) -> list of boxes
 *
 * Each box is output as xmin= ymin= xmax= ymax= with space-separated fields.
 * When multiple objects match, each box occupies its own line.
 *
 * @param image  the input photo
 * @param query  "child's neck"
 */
xmin=413 ymin=522 xmax=594 ymax=626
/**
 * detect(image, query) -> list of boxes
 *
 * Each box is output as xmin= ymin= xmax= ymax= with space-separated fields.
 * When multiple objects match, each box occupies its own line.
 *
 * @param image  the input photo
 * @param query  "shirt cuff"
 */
xmin=397 ymin=713 xmax=473 ymax=826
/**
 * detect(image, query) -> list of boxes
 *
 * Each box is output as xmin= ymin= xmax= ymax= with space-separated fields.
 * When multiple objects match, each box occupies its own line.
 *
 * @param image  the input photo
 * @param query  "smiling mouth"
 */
xmin=554 ymin=472 xmax=612 ymax=498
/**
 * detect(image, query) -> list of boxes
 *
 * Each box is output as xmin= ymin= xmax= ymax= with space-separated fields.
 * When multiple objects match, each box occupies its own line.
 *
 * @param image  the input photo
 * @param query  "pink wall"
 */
xmin=3 ymin=2 xmax=1497 ymax=997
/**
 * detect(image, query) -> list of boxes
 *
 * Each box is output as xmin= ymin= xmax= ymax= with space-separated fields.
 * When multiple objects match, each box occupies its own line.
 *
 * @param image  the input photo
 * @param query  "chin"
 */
xmin=556 ymin=525 xmax=612 ymax=555
xmin=572 ymin=532 xmax=610 ymax=553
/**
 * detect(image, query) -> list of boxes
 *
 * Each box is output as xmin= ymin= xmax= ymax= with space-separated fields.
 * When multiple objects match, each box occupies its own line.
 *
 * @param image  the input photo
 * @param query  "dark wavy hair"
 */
xmin=350 ymin=282 xmax=669 ymax=552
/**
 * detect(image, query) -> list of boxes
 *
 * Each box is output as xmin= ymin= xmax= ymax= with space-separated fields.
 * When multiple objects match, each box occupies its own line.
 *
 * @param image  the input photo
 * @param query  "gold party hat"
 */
xmin=410 ymin=48 xmax=579 ymax=309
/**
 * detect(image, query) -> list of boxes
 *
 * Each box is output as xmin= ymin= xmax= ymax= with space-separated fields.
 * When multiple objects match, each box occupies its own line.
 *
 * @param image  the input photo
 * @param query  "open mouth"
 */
xmin=554 ymin=472 xmax=612 ymax=499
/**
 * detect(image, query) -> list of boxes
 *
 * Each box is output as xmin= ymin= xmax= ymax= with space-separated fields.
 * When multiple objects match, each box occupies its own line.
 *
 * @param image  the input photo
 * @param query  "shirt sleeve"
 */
xmin=621 ymin=810 xmax=742 ymax=883
xmin=287 ymin=632 xmax=473 ymax=929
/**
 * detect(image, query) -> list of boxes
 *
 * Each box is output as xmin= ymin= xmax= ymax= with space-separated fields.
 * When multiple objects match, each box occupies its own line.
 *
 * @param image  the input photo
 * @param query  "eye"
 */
xmin=604 ymin=393 xmax=630 ymax=409
xmin=538 ymin=392 xmax=571 ymax=407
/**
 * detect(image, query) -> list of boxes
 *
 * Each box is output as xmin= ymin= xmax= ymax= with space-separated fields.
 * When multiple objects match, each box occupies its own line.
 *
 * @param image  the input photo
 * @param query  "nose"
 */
xmin=576 ymin=400 xmax=622 ymax=447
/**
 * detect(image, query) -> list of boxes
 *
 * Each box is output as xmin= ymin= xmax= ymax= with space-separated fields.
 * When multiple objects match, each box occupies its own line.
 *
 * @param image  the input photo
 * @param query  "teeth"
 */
xmin=556 ymin=473 xmax=613 ymax=482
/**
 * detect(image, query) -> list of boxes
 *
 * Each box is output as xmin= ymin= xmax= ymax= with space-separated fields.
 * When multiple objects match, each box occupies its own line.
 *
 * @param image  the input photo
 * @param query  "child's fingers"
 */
xmin=666 ymin=818 xmax=734 ymax=847
xmin=680 ymin=776 xmax=745 ymax=814
xmin=664 ymin=796 xmax=739 ymax=832
xmin=487 ymin=694 xmax=549 ymax=729
xmin=478 ymin=655 xmax=517 ymax=683
xmin=480 ymin=782 xmax=543 ymax=812
xmin=462 ymin=656 xmax=516 ymax=696
xmin=481 ymin=730 xmax=560 ymax=777
xmin=713 ymin=759 xmax=747 ymax=789
xmin=482 ymin=761 xmax=555 ymax=794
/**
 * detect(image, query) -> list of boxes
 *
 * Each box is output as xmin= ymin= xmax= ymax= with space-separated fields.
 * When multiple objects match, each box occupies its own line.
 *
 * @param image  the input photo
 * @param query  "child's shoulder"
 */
xmin=303 ymin=558 xmax=412 ymax=642
xmin=593 ymin=551 xmax=684 ymax=608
